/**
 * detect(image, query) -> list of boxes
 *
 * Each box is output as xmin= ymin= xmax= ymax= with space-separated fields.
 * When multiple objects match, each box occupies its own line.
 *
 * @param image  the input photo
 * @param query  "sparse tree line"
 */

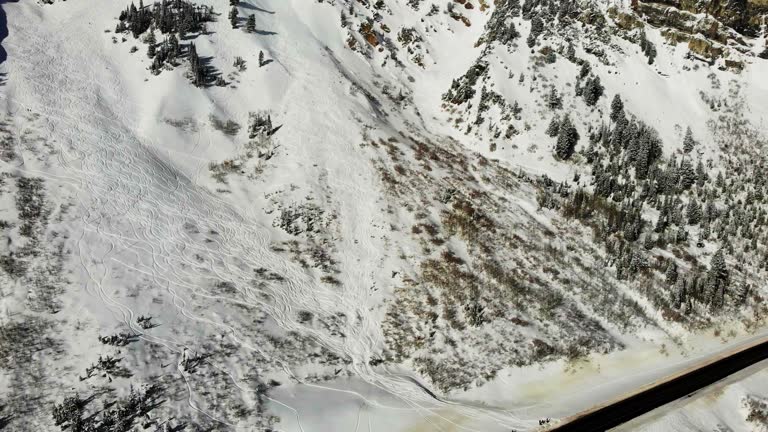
xmin=52 ymin=384 xmax=161 ymax=432
xmin=522 ymin=0 xmax=580 ymax=48
xmin=116 ymin=0 xmax=213 ymax=39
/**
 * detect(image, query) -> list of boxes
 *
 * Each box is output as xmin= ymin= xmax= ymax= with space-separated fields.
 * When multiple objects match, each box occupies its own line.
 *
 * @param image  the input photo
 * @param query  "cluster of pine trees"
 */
xmin=52 ymin=385 xmax=161 ymax=432
xmin=574 ymin=62 xmax=604 ymax=107
xmin=442 ymin=62 xmax=489 ymax=105
xmin=547 ymin=115 xmax=580 ymax=160
xmin=116 ymin=0 xmax=213 ymax=39
xmin=520 ymin=0 xmax=581 ymax=48
xmin=478 ymin=0 xmax=521 ymax=46
xmin=538 ymin=92 xmax=768 ymax=317
xmin=637 ymin=30 xmax=657 ymax=65
xmin=115 ymin=0 xmax=214 ymax=85
xmin=442 ymin=0 xmax=601 ymax=148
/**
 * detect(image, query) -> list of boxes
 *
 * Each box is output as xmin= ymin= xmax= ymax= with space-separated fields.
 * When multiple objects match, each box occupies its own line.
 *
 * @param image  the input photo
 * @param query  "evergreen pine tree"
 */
xmin=738 ymin=283 xmax=751 ymax=305
xmin=578 ymin=62 xmax=591 ymax=79
xmin=555 ymin=115 xmax=579 ymax=160
xmin=146 ymin=30 xmax=157 ymax=58
xmin=716 ymin=171 xmax=726 ymax=189
xmin=700 ymin=219 xmax=711 ymax=241
xmin=638 ymin=30 xmax=657 ymax=64
xmin=671 ymin=198 xmax=684 ymax=226
xmin=695 ymin=159 xmax=707 ymax=187
xmin=643 ymin=234 xmax=654 ymax=250
xmin=246 ymin=14 xmax=256 ymax=33
xmin=583 ymin=76 xmax=604 ymax=106
xmin=566 ymin=42 xmax=576 ymax=61
xmin=233 ymin=56 xmax=246 ymax=71
xmin=168 ymin=33 xmax=179 ymax=60
xmin=683 ymin=126 xmax=696 ymax=153
xmin=150 ymin=55 xmax=163 ymax=74
xmin=188 ymin=43 xmax=204 ymax=87
xmin=707 ymin=249 xmax=729 ymax=307
xmin=674 ymin=277 xmax=686 ymax=308
xmin=679 ymin=159 xmax=696 ymax=190
xmin=686 ymin=199 xmax=702 ymax=225
xmin=229 ymin=6 xmax=239 ymax=29
xmin=546 ymin=116 xmax=560 ymax=137
xmin=665 ymin=261 xmax=678 ymax=285
xmin=610 ymin=94 xmax=624 ymax=122
xmin=546 ymin=87 xmax=562 ymax=109
xmin=530 ymin=16 xmax=543 ymax=37
xmin=526 ymin=32 xmax=537 ymax=48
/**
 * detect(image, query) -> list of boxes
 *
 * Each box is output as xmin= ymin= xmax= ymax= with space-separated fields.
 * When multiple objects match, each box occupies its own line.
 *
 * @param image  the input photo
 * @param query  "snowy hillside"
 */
xmin=0 ymin=0 xmax=767 ymax=430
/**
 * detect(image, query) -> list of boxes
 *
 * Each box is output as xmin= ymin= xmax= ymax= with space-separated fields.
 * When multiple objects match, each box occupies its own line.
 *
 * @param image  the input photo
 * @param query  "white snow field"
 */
xmin=0 ymin=0 xmax=767 ymax=431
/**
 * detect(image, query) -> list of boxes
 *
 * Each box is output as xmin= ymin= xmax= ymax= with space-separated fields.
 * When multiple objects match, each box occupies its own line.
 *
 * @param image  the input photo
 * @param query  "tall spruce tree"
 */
xmin=665 ymin=261 xmax=678 ymax=285
xmin=229 ymin=6 xmax=239 ymax=29
xmin=547 ymin=87 xmax=562 ymax=110
xmin=146 ymin=30 xmax=157 ymax=58
xmin=188 ymin=43 xmax=204 ymax=87
xmin=578 ymin=62 xmax=591 ymax=79
xmin=686 ymin=199 xmax=702 ymax=225
xmin=555 ymin=115 xmax=579 ymax=160
xmin=583 ymin=76 xmax=604 ymax=106
xmin=246 ymin=14 xmax=256 ymax=33
xmin=610 ymin=94 xmax=624 ymax=122
xmin=546 ymin=116 xmax=560 ymax=137
xmin=707 ymin=249 xmax=729 ymax=307
xmin=695 ymin=159 xmax=707 ymax=187
xmin=679 ymin=159 xmax=696 ymax=190
xmin=683 ymin=126 xmax=696 ymax=153
xmin=168 ymin=33 xmax=179 ymax=60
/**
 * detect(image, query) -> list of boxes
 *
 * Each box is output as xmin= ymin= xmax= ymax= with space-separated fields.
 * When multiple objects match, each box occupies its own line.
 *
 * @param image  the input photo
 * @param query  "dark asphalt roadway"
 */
xmin=549 ymin=338 xmax=768 ymax=431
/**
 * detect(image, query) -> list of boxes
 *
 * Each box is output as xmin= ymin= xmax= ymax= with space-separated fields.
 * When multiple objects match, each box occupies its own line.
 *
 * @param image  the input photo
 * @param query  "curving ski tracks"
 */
xmin=0 ymin=6 xmax=536 ymax=431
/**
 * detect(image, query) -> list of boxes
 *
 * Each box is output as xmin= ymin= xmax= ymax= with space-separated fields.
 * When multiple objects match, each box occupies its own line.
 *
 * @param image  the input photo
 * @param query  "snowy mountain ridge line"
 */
xmin=1 ymin=0 xmax=768 ymax=430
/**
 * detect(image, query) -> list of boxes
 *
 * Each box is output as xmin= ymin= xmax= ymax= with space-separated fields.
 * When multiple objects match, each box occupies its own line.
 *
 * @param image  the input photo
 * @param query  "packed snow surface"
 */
xmin=1 ymin=0 xmax=767 ymax=430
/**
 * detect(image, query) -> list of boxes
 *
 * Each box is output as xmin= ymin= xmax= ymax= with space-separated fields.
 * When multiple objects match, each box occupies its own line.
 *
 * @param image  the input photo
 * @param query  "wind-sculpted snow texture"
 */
xmin=0 ymin=0 xmax=767 ymax=431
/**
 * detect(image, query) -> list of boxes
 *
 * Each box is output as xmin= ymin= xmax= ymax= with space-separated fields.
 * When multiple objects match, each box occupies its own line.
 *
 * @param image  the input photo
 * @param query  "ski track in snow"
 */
xmin=0 ymin=6 xmax=534 ymax=431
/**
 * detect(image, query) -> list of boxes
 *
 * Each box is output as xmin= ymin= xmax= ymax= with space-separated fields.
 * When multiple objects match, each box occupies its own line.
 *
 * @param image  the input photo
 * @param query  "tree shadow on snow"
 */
xmin=0 ymin=404 xmax=11 ymax=431
xmin=181 ymin=351 xmax=214 ymax=373
xmin=0 ymin=0 xmax=20 ymax=68
xmin=234 ymin=15 xmax=277 ymax=35
xmin=238 ymin=2 xmax=275 ymax=14
xmin=169 ymin=422 xmax=188 ymax=431
xmin=198 ymin=55 xmax=223 ymax=88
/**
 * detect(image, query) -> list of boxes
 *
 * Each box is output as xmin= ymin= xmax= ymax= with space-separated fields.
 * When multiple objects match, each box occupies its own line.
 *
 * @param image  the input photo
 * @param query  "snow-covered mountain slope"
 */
xmin=0 ymin=0 xmax=767 ymax=430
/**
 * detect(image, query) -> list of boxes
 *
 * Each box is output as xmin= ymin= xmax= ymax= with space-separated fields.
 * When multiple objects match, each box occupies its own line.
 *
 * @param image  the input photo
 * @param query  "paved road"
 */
xmin=549 ymin=337 xmax=768 ymax=431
